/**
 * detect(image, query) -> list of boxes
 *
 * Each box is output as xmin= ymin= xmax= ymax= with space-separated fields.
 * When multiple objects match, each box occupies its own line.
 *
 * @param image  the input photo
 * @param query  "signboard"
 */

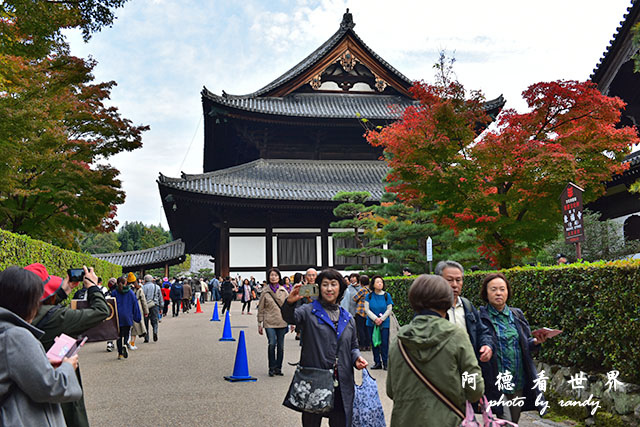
xmin=560 ymin=182 xmax=585 ymax=244
xmin=426 ymin=237 xmax=433 ymax=262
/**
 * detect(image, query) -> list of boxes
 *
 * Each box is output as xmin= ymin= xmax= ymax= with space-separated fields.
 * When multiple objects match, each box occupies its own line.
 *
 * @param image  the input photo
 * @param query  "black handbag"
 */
xmin=283 ymin=365 xmax=335 ymax=414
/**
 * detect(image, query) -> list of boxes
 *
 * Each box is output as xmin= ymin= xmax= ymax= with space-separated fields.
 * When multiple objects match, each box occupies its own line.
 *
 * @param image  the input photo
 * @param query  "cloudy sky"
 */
xmin=65 ymin=0 xmax=634 ymax=230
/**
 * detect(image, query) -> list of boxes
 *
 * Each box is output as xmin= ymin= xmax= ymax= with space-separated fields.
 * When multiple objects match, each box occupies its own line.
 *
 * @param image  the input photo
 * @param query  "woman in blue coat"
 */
xmin=477 ymin=273 xmax=547 ymax=422
xmin=111 ymin=276 xmax=142 ymax=360
xmin=282 ymin=269 xmax=368 ymax=427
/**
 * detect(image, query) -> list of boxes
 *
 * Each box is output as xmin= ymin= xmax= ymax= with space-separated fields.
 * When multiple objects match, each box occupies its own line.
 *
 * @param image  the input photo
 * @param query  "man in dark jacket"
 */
xmin=27 ymin=263 xmax=109 ymax=427
xmin=435 ymin=260 xmax=494 ymax=363
xmin=169 ymin=279 xmax=183 ymax=317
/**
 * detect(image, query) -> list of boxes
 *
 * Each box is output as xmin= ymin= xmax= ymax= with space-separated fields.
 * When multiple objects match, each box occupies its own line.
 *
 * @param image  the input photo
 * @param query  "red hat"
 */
xmin=24 ymin=263 xmax=63 ymax=301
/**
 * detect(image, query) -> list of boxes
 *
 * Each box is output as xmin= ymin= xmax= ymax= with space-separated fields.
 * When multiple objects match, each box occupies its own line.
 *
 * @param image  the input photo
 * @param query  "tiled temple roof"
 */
xmin=93 ymin=239 xmax=186 ymax=270
xmin=158 ymin=159 xmax=388 ymax=201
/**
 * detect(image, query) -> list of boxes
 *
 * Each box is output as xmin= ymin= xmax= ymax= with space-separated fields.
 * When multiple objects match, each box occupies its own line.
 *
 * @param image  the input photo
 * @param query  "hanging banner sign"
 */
xmin=426 ymin=237 xmax=433 ymax=262
xmin=560 ymin=182 xmax=585 ymax=244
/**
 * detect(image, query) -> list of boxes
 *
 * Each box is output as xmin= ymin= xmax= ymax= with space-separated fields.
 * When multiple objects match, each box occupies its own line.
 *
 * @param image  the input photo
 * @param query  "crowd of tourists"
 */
xmin=0 ymin=259 xmax=547 ymax=426
xmin=263 ymin=262 xmax=547 ymax=426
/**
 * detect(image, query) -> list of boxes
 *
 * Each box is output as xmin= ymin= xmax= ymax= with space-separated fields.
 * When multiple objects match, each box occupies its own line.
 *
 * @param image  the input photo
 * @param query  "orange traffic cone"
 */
xmin=195 ymin=299 xmax=203 ymax=313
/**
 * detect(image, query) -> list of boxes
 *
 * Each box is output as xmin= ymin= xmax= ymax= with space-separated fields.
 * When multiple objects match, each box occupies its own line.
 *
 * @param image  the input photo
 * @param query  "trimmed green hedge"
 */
xmin=385 ymin=260 xmax=640 ymax=384
xmin=1 ymin=229 xmax=122 ymax=282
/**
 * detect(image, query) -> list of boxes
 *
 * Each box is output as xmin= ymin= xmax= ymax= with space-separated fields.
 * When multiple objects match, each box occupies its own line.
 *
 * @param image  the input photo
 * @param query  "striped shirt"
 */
xmin=487 ymin=304 xmax=525 ymax=392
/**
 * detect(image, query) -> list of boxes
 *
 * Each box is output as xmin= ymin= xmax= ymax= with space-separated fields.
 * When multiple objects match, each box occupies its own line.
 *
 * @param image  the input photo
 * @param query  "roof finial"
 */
xmin=340 ymin=8 xmax=355 ymax=30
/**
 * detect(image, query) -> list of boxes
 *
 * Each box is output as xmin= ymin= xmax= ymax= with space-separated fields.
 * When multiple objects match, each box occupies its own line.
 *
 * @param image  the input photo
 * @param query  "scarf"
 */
xmin=320 ymin=300 xmax=340 ymax=324
xmin=269 ymin=284 xmax=279 ymax=294
xmin=118 ymin=285 xmax=131 ymax=294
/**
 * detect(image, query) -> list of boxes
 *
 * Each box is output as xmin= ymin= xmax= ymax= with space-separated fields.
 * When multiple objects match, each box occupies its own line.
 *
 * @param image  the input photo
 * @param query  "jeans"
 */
xmin=367 ymin=325 xmax=390 ymax=366
xmin=222 ymin=297 xmax=232 ymax=314
xmin=117 ymin=326 xmax=131 ymax=355
xmin=172 ymin=299 xmax=180 ymax=316
xmin=356 ymin=315 xmax=370 ymax=348
xmin=163 ymin=300 xmax=170 ymax=316
xmin=265 ymin=327 xmax=287 ymax=372
xmin=242 ymin=301 xmax=251 ymax=313
xmin=144 ymin=305 xmax=159 ymax=336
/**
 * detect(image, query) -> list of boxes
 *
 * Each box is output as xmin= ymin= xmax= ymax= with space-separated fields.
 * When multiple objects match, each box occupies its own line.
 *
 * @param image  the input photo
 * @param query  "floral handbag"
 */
xmin=283 ymin=366 xmax=335 ymax=414
xmin=461 ymin=397 xmax=518 ymax=427
xmin=352 ymin=368 xmax=386 ymax=427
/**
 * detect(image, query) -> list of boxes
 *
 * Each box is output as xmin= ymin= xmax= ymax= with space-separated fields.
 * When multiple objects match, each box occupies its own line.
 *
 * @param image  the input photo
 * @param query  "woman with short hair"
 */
xmin=364 ymin=275 xmax=393 ymax=370
xmin=478 ymin=273 xmax=546 ymax=423
xmin=0 ymin=266 xmax=83 ymax=426
xmin=387 ymin=274 xmax=484 ymax=426
xmin=282 ymin=268 xmax=368 ymax=426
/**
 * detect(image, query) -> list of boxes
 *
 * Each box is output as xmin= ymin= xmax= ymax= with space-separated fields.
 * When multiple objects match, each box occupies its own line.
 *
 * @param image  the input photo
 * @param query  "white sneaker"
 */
xmin=130 ymin=345 xmax=138 ymax=350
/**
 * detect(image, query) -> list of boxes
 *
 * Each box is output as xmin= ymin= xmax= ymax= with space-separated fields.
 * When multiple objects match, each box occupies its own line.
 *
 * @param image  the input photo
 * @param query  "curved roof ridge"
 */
xmin=93 ymin=238 xmax=183 ymax=257
xmin=590 ymin=0 xmax=639 ymax=83
xmin=206 ymin=11 xmax=413 ymax=99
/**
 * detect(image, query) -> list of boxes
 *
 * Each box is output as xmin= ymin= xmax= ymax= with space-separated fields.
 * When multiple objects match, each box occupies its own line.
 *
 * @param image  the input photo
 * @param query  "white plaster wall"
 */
xmin=229 ymin=236 xmax=266 ymax=268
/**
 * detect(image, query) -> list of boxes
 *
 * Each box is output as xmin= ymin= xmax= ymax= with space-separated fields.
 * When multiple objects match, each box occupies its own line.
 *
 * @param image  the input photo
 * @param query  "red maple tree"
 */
xmin=366 ymin=79 xmax=639 ymax=268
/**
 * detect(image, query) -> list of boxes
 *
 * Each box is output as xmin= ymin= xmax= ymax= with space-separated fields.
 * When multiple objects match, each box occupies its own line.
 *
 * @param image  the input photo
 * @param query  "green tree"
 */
xmin=374 ymin=193 xmax=486 ymax=275
xmin=117 ymin=222 xmax=171 ymax=252
xmin=0 ymin=0 xmax=145 ymax=248
xmin=330 ymin=191 xmax=384 ymax=271
xmin=77 ymin=231 xmax=121 ymax=253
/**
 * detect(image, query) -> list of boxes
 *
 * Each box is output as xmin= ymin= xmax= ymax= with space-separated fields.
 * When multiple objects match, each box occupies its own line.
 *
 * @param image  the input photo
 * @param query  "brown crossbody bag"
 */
xmin=397 ymin=339 xmax=465 ymax=419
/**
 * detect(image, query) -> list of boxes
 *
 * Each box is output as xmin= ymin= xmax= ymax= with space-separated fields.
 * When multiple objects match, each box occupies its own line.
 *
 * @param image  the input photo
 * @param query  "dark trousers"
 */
xmin=163 ymin=300 xmax=170 ymax=316
xmin=117 ymin=326 xmax=131 ymax=355
xmin=144 ymin=305 xmax=159 ymax=337
xmin=172 ymin=299 xmax=180 ymax=316
xmin=182 ymin=298 xmax=190 ymax=312
xmin=221 ymin=297 xmax=232 ymax=314
xmin=200 ymin=293 xmax=206 ymax=303
xmin=367 ymin=325 xmax=390 ymax=366
xmin=265 ymin=327 xmax=287 ymax=372
xmin=355 ymin=315 xmax=370 ymax=348
xmin=301 ymin=385 xmax=346 ymax=427
xmin=242 ymin=301 xmax=251 ymax=312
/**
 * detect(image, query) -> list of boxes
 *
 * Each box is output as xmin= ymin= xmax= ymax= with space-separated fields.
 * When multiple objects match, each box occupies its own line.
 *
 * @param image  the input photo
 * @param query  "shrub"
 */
xmin=1 ymin=229 xmax=121 ymax=283
xmin=386 ymin=260 xmax=640 ymax=384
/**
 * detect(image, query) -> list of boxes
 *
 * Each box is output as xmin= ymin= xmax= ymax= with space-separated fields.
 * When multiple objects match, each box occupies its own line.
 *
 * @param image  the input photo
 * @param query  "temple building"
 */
xmin=588 ymin=0 xmax=640 ymax=241
xmin=158 ymin=10 xmax=505 ymax=278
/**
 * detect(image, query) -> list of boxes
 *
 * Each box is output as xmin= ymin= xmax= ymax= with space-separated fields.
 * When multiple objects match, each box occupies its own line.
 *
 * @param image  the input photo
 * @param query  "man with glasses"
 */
xmin=436 ymin=260 xmax=494 ymax=363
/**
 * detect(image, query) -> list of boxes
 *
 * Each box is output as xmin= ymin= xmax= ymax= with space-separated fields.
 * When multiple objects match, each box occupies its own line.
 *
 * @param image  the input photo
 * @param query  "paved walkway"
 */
xmin=80 ymin=302 xmax=573 ymax=426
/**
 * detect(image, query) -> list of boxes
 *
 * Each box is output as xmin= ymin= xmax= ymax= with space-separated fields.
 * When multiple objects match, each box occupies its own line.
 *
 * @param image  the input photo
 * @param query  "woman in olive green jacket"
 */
xmin=387 ymin=275 xmax=484 ymax=427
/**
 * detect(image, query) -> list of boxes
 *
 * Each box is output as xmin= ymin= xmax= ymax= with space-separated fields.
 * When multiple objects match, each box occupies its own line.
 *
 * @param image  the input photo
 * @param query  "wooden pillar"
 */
xmin=321 ymin=222 xmax=329 ymax=269
xmin=266 ymin=215 xmax=273 ymax=270
xmin=220 ymin=222 xmax=230 ymax=277
xmin=164 ymin=263 xmax=169 ymax=278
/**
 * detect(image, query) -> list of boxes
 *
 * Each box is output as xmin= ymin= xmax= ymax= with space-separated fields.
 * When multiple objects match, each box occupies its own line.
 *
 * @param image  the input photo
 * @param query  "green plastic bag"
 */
xmin=372 ymin=325 xmax=382 ymax=348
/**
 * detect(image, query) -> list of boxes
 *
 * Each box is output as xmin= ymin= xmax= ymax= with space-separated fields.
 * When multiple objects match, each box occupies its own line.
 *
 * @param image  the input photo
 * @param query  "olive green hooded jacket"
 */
xmin=386 ymin=313 xmax=484 ymax=427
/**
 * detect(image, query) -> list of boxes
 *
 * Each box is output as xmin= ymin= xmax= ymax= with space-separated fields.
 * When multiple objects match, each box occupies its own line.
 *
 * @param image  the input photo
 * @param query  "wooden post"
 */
xmin=220 ymin=224 xmax=230 ymax=277
xmin=575 ymin=242 xmax=582 ymax=260
xmin=164 ymin=263 xmax=169 ymax=278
